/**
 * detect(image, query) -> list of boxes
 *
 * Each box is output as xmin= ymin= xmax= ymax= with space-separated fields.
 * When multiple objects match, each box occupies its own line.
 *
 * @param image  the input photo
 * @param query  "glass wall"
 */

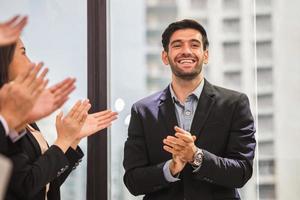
xmin=0 ymin=0 xmax=87 ymax=199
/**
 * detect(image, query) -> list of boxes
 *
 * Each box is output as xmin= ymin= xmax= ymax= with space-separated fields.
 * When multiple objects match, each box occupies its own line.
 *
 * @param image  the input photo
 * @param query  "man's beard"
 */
xmin=168 ymin=57 xmax=203 ymax=81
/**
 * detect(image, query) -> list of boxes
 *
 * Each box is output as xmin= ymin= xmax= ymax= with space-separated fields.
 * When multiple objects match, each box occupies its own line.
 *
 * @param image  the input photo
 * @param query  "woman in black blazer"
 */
xmin=0 ymin=38 xmax=117 ymax=200
xmin=6 ymin=122 xmax=85 ymax=200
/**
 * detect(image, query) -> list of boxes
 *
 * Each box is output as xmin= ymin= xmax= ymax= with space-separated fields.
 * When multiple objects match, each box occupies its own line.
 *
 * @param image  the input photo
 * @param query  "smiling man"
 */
xmin=123 ymin=19 xmax=256 ymax=200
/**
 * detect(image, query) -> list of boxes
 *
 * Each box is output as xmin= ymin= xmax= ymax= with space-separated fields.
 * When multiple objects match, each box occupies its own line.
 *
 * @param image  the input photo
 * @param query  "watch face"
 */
xmin=194 ymin=156 xmax=201 ymax=165
xmin=193 ymin=149 xmax=203 ymax=166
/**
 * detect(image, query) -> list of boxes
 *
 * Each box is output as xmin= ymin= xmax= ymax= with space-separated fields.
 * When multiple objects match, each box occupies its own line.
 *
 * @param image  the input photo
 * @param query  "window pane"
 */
xmin=256 ymin=14 xmax=272 ymax=33
xmin=258 ymin=93 xmax=273 ymax=110
xmin=191 ymin=0 xmax=208 ymax=9
xmin=223 ymin=0 xmax=240 ymax=10
xmin=257 ymin=68 xmax=273 ymax=87
xmin=256 ymin=0 xmax=272 ymax=8
xmin=223 ymin=41 xmax=241 ymax=63
xmin=257 ymin=41 xmax=272 ymax=61
xmin=259 ymin=184 xmax=276 ymax=199
xmin=223 ymin=18 xmax=240 ymax=33
xmin=223 ymin=71 xmax=242 ymax=91
xmin=259 ymin=159 xmax=275 ymax=176
xmin=258 ymin=114 xmax=274 ymax=133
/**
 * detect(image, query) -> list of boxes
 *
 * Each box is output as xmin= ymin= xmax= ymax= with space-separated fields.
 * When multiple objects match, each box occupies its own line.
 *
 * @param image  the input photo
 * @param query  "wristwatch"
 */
xmin=190 ymin=148 xmax=204 ymax=168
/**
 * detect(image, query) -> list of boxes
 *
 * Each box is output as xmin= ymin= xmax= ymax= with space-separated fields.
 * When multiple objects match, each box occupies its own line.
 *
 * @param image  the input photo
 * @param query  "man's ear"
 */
xmin=161 ymin=50 xmax=169 ymax=65
xmin=203 ymin=49 xmax=209 ymax=64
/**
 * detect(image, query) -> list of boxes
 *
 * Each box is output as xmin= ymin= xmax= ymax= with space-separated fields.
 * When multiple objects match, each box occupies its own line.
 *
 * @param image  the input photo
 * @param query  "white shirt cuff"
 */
xmin=0 ymin=115 xmax=26 ymax=142
xmin=9 ymin=129 xmax=26 ymax=142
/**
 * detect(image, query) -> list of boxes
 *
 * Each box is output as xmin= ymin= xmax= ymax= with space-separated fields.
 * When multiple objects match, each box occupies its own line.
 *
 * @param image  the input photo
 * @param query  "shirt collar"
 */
xmin=169 ymin=79 xmax=205 ymax=103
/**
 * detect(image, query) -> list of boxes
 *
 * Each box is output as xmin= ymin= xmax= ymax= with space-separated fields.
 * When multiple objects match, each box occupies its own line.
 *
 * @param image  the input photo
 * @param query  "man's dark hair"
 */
xmin=162 ymin=19 xmax=209 ymax=52
xmin=0 ymin=43 xmax=16 ymax=88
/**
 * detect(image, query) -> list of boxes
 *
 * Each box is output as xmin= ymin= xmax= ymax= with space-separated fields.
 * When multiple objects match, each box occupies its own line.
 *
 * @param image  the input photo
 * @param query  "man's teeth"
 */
xmin=179 ymin=59 xmax=194 ymax=64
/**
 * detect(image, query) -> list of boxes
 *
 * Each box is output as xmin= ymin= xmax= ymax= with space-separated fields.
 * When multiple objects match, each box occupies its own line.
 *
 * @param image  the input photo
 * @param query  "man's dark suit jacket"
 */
xmin=123 ymin=80 xmax=256 ymax=200
xmin=4 ymin=123 xmax=83 ymax=200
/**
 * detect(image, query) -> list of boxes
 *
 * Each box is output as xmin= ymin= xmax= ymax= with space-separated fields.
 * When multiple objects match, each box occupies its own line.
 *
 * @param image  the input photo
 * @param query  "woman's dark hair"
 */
xmin=0 ymin=43 xmax=16 ymax=87
xmin=162 ymin=19 xmax=209 ymax=52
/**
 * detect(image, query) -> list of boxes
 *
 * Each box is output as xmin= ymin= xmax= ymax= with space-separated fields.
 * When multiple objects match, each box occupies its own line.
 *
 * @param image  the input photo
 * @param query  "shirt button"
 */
xmin=185 ymin=110 xmax=191 ymax=116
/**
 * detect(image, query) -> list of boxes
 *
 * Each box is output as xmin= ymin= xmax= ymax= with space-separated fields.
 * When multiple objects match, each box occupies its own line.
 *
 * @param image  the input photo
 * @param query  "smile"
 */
xmin=177 ymin=58 xmax=196 ymax=64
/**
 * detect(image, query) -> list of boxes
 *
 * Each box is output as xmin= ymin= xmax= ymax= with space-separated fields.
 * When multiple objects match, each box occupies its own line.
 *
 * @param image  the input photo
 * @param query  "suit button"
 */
xmin=73 ymin=163 xmax=79 ymax=170
xmin=203 ymin=177 xmax=213 ymax=183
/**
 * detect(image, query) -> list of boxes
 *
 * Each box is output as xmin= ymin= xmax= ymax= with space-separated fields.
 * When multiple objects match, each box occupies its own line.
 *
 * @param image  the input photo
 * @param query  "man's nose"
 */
xmin=181 ymin=44 xmax=192 ymax=55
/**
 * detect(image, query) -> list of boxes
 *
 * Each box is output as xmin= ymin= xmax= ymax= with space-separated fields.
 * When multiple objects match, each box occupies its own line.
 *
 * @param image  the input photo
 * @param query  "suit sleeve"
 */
xmin=52 ymin=146 xmax=84 ymax=187
xmin=123 ymin=104 xmax=170 ymax=196
xmin=8 ymin=145 xmax=70 ymax=199
xmin=193 ymin=93 xmax=256 ymax=188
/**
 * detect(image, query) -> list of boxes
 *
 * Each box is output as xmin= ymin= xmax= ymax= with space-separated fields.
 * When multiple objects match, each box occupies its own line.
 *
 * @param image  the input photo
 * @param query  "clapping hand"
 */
xmin=163 ymin=126 xmax=197 ymax=175
xmin=27 ymin=77 xmax=76 ymax=122
xmin=163 ymin=126 xmax=197 ymax=162
xmin=79 ymin=110 xmax=118 ymax=138
xmin=0 ymin=62 xmax=48 ymax=131
xmin=0 ymin=15 xmax=27 ymax=46
xmin=54 ymin=100 xmax=91 ymax=153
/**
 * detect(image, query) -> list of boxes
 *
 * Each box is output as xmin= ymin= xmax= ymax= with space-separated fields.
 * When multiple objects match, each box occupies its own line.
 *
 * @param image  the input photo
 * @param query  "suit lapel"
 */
xmin=190 ymin=80 xmax=216 ymax=138
xmin=158 ymin=86 xmax=178 ymax=136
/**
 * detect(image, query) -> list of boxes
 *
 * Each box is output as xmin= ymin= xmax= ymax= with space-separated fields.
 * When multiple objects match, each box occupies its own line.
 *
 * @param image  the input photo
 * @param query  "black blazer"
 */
xmin=123 ymin=80 xmax=256 ymax=200
xmin=0 ymin=122 xmax=9 ymax=155
xmin=5 ymin=123 xmax=83 ymax=200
